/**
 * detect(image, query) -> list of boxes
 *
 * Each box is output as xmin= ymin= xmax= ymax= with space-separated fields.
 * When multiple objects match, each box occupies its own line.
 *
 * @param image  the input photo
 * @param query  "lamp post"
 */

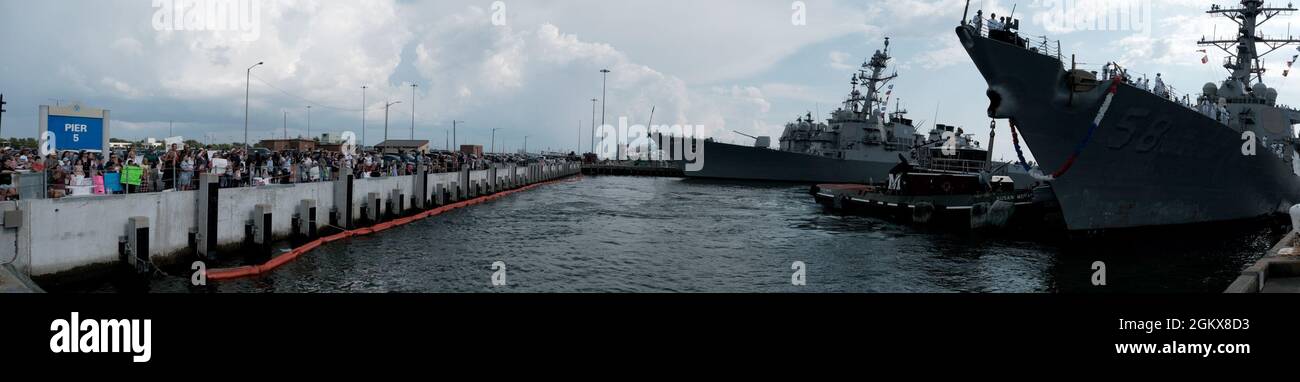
xmin=0 ymin=94 xmax=6 ymax=143
xmin=600 ymin=69 xmax=611 ymax=159
xmin=410 ymin=83 xmax=418 ymax=139
xmin=523 ymin=135 xmax=529 ymax=155
xmin=491 ymin=128 xmax=502 ymax=154
xmin=452 ymin=120 xmax=463 ymax=150
xmin=306 ymin=105 xmax=312 ymax=139
xmin=244 ymin=61 xmax=264 ymax=148
xmin=590 ymin=98 xmax=597 ymax=153
xmin=384 ymin=100 xmax=402 ymax=141
xmin=282 ymin=111 xmax=288 ymax=139
xmin=361 ymin=85 xmax=368 ymax=149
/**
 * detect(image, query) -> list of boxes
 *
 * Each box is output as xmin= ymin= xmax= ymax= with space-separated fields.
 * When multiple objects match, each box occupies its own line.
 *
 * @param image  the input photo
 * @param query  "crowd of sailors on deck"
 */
xmin=970 ymin=10 xmax=1020 ymax=34
xmin=971 ymin=7 xmax=1247 ymax=125
xmin=0 ymin=145 xmax=575 ymax=200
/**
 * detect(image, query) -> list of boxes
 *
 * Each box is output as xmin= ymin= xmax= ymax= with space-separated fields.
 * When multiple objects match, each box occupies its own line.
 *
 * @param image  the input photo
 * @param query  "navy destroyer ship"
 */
xmin=956 ymin=0 xmax=1300 ymax=231
xmin=685 ymin=38 xmax=1034 ymax=188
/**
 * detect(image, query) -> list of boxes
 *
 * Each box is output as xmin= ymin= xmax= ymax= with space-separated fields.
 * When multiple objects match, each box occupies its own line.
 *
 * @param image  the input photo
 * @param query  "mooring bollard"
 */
xmin=124 ymin=216 xmax=150 ymax=275
xmin=196 ymin=173 xmax=219 ymax=259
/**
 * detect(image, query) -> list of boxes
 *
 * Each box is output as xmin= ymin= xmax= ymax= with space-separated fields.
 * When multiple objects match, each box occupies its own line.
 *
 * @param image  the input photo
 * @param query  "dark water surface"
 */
xmin=118 ymin=176 xmax=1276 ymax=293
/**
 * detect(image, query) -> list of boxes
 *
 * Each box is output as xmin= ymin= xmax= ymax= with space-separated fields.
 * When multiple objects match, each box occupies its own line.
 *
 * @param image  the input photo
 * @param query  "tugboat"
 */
xmin=812 ymin=122 xmax=1056 ymax=230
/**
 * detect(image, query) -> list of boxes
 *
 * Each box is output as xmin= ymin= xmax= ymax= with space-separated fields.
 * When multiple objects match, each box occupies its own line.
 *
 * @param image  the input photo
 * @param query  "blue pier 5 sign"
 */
xmin=47 ymin=115 xmax=104 ymax=150
xmin=40 ymin=103 xmax=110 ymax=152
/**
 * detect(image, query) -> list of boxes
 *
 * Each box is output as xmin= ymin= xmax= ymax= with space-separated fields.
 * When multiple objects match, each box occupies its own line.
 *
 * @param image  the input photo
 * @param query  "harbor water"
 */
xmin=91 ymin=176 xmax=1279 ymax=293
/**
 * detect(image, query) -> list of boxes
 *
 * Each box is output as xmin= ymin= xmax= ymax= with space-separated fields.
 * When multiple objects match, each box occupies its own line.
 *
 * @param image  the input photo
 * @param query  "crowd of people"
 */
xmin=0 ymin=144 xmax=568 ymax=200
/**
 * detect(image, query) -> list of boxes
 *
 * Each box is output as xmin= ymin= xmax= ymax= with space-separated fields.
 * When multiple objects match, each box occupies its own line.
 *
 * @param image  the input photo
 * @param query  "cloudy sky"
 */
xmin=1 ymin=0 xmax=1296 ymax=160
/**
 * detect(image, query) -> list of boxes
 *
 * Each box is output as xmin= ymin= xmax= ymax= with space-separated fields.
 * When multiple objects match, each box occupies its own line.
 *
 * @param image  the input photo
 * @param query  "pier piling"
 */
xmin=123 ymin=216 xmax=150 ymax=275
xmin=197 ymin=173 xmax=219 ymax=259
xmin=251 ymin=204 xmax=272 ymax=261
xmin=332 ymin=169 xmax=354 ymax=229
xmin=366 ymin=192 xmax=381 ymax=223
xmin=389 ymin=188 xmax=404 ymax=218
xmin=296 ymin=199 xmax=317 ymax=239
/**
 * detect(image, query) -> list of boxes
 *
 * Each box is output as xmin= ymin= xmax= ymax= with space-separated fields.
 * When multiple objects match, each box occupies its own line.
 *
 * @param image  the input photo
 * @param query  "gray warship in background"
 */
xmin=956 ymin=0 xmax=1300 ymax=231
xmin=685 ymin=38 xmax=1034 ymax=188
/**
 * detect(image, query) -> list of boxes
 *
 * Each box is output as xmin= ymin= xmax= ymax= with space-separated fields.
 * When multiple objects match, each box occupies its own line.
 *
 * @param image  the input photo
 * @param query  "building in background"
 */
xmin=258 ymin=138 xmax=317 ymax=151
xmin=320 ymin=133 xmax=342 ymax=144
xmin=460 ymin=144 xmax=483 ymax=157
xmin=375 ymin=139 xmax=430 ymax=154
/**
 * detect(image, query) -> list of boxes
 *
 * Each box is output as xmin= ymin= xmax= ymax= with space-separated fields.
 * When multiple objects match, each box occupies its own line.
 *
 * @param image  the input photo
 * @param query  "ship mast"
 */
xmin=857 ymin=37 xmax=897 ymax=116
xmin=1197 ymin=0 xmax=1300 ymax=88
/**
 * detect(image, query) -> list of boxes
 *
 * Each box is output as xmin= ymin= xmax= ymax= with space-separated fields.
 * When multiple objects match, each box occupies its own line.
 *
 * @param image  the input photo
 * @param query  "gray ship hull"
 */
xmin=686 ymin=140 xmax=1036 ymax=187
xmin=685 ymin=140 xmax=897 ymax=183
xmin=957 ymin=26 xmax=1300 ymax=231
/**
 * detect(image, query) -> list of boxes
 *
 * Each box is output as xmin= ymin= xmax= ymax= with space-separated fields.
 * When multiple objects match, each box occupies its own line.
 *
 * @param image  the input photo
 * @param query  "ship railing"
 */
xmin=973 ymin=24 xmax=1064 ymax=65
xmin=1030 ymin=35 xmax=1063 ymax=63
xmin=923 ymin=158 xmax=997 ymax=174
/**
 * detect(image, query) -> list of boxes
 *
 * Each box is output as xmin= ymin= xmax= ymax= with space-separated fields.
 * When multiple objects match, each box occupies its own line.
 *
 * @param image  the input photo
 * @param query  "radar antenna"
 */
xmin=1197 ymin=0 xmax=1300 ymax=86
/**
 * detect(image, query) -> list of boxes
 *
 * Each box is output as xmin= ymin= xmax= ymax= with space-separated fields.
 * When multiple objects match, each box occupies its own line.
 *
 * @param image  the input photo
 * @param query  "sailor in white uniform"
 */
xmin=1153 ymin=73 xmax=1167 ymax=98
xmin=987 ymin=13 xmax=1004 ymax=30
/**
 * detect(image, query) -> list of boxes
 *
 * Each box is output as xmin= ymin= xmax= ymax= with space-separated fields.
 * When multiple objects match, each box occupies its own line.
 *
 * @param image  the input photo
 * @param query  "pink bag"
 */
xmin=92 ymin=175 xmax=106 ymax=195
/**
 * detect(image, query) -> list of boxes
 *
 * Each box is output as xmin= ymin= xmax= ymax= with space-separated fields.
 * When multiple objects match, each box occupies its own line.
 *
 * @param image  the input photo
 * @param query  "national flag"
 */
xmin=1197 ymin=49 xmax=1208 ymax=64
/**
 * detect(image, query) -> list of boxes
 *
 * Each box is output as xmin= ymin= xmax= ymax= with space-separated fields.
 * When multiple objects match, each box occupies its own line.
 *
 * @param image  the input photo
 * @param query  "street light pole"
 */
xmin=0 ymin=94 xmax=6 ymax=144
xmin=491 ymin=128 xmax=500 ymax=154
xmin=361 ymin=85 xmax=368 ymax=149
xmin=384 ymin=101 xmax=402 ymax=141
xmin=452 ymin=120 xmax=463 ymax=150
xmin=600 ymin=69 xmax=611 ymax=159
xmin=590 ymin=98 xmax=597 ymax=153
xmin=306 ymin=105 xmax=312 ymax=139
xmin=524 ymin=135 xmax=529 ymax=155
xmin=283 ymin=111 xmax=287 ymax=139
xmin=410 ymin=83 xmax=418 ymax=140
xmin=244 ymin=61 xmax=264 ymax=148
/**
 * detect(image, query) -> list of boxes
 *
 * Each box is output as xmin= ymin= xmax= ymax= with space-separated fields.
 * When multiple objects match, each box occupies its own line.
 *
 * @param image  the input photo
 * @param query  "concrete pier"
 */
xmin=3 ymin=162 xmax=581 ymax=284
xmin=1225 ymin=230 xmax=1300 ymax=293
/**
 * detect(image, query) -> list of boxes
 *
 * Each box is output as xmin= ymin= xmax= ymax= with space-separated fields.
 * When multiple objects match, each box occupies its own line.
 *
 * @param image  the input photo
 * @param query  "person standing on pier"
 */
xmin=180 ymin=153 xmax=194 ymax=190
xmin=161 ymin=144 xmax=178 ymax=190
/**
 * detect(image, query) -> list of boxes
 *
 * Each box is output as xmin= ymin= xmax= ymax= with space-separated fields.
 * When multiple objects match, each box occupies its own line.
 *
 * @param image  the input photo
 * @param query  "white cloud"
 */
xmin=912 ymin=35 xmax=967 ymax=70
xmin=829 ymin=51 xmax=855 ymax=70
